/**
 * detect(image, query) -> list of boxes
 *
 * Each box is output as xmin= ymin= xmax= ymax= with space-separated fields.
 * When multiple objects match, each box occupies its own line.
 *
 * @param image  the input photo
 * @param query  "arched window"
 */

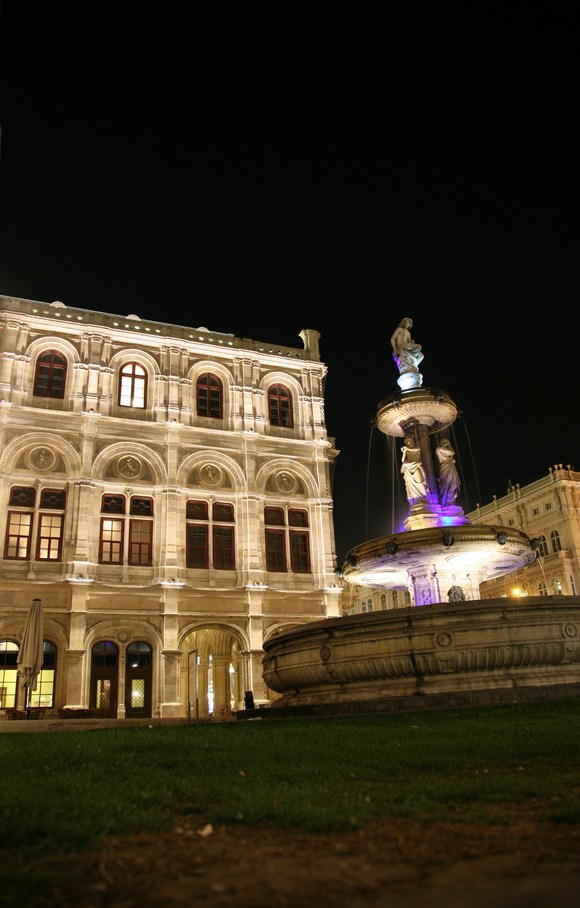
xmin=33 ymin=350 xmax=67 ymax=399
xmin=380 ymin=593 xmax=387 ymax=610
xmin=126 ymin=641 xmax=152 ymax=668
xmin=0 ymin=639 xmax=55 ymax=709
xmin=268 ymin=384 xmax=293 ymax=427
xmin=119 ymin=363 xmax=147 ymax=408
xmin=0 ymin=641 xmax=19 ymax=708
xmin=197 ymin=373 xmax=223 ymax=418
xmin=125 ymin=642 xmax=152 ymax=717
xmin=538 ymin=581 xmax=547 ymax=596
xmin=550 ymin=530 xmax=562 ymax=554
xmin=536 ymin=535 xmax=549 ymax=557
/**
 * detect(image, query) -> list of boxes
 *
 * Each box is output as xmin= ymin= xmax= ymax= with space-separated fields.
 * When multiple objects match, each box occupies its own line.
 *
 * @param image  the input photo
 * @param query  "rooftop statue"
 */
xmin=390 ymin=317 xmax=423 ymax=390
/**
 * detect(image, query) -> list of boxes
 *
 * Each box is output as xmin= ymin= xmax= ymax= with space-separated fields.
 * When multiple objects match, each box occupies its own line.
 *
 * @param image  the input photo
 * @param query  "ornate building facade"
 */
xmin=467 ymin=465 xmax=580 ymax=600
xmin=0 ymin=295 xmax=340 ymax=719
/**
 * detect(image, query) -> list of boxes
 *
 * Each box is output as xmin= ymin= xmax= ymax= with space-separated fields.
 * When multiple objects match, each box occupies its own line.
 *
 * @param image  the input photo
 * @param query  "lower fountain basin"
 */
xmin=262 ymin=597 xmax=580 ymax=712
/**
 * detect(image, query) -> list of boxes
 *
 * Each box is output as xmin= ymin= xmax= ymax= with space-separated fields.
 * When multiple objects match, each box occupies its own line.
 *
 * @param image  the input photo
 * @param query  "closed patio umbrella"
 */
xmin=16 ymin=598 xmax=44 ymax=718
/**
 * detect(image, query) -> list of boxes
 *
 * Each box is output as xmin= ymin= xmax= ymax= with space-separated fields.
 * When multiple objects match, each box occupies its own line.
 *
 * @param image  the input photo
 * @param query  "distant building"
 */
xmin=0 ymin=296 xmax=340 ymax=718
xmin=467 ymin=466 xmax=579 ymax=599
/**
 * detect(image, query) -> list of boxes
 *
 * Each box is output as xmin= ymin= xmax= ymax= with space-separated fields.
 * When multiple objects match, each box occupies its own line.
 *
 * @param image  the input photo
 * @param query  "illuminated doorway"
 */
xmin=90 ymin=641 xmax=118 ymax=717
xmin=125 ymin=641 xmax=152 ymax=718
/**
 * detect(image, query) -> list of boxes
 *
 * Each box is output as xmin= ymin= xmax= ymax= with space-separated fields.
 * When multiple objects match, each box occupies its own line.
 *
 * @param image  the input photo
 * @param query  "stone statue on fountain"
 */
xmin=390 ymin=317 xmax=423 ymax=391
xmin=435 ymin=438 xmax=461 ymax=506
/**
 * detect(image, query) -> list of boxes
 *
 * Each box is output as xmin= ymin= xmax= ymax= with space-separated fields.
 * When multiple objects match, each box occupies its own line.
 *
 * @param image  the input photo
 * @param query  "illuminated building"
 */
xmin=0 ymin=295 xmax=340 ymax=718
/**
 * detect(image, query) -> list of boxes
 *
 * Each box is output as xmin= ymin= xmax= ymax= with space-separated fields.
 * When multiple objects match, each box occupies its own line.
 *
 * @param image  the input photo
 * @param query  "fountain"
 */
xmin=340 ymin=316 xmax=536 ymax=604
xmin=260 ymin=320 xmax=580 ymax=715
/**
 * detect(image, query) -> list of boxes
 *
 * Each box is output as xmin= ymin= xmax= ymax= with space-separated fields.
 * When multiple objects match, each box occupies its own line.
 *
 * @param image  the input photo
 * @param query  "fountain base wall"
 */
xmin=259 ymin=597 xmax=580 ymax=715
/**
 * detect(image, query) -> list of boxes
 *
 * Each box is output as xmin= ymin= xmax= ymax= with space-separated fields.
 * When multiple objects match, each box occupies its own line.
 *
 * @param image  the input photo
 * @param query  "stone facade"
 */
xmin=467 ymin=466 xmax=580 ymax=599
xmin=0 ymin=295 xmax=340 ymax=718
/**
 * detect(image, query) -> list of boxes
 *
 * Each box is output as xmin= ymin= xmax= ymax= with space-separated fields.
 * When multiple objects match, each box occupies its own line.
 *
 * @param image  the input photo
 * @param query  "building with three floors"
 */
xmin=0 ymin=295 xmax=340 ymax=719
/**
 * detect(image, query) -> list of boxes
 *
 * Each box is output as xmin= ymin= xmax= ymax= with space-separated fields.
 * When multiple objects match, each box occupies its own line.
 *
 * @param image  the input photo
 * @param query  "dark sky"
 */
xmin=0 ymin=6 xmax=578 ymax=562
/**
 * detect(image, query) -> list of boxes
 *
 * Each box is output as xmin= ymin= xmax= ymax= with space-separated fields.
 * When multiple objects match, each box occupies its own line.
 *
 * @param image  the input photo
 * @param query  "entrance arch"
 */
xmin=181 ymin=627 xmax=246 ymax=719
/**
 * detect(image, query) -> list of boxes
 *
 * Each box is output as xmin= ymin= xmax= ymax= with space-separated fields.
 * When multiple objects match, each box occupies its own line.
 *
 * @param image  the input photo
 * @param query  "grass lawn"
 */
xmin=0 ymin=699 xmax=579 ymax=903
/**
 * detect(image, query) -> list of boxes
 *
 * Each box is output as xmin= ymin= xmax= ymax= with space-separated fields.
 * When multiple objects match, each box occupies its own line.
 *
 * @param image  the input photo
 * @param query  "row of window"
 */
xmin=533 ymin=533 xmax=562 ymax=556
xmin=0 ymin=640 xmax=151 ymax=710
xmin=3 ymin=487 xmax=311 ymax=572
xmin=34 ymin=352 xmax=295 ymax=427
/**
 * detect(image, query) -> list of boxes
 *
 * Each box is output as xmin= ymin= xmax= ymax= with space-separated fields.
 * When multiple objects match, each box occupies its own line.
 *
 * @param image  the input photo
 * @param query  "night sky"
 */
xmin=0 ymin=7 xmax=578 ymax=562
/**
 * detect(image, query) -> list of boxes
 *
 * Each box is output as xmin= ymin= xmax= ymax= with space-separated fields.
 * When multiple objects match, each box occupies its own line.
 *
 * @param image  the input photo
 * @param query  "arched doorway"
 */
xmin=125 ymin=641 xmax=152 ymax=718
xmin=181 ymin=627 xmax=245 ymax=719
xmin=90 ymin=641 xmax=118 ymax=717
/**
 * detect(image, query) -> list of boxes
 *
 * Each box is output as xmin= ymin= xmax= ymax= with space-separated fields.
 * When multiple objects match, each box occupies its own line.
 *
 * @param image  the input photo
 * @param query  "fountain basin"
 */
xmin=342 ymin=525 xmax=537 ymax=603
xmin=263 ymin=597 xmax=580 ymax=711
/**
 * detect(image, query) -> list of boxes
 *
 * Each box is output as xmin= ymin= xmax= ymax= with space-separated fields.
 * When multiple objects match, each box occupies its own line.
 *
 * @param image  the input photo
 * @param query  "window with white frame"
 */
xmin=119 ymin=363 xmax=147 ymax=408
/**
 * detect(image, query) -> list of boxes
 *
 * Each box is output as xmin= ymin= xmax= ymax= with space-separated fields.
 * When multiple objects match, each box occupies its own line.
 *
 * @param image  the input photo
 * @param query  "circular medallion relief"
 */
xmin=200 ymin=464 xmax=222 ymax=488
xmin=116 ymin=629 xmax=131 ymax=644
xmin=274 ymin=471 xmax=297 ymax=493
xmin=117 ymin=455 xmax=143 ymax=479
xmin=28 ymin=446 xmax=57 ymax=471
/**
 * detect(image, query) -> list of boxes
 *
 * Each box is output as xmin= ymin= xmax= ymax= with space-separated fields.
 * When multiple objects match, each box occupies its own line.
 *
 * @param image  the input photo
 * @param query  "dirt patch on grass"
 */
xmin=46 ymin=806 xmax=580 ymax=907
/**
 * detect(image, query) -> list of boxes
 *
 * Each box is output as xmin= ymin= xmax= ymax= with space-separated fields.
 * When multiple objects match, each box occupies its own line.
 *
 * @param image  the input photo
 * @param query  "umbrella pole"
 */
xmin=25 ymin=685 xmax=31 ymax=719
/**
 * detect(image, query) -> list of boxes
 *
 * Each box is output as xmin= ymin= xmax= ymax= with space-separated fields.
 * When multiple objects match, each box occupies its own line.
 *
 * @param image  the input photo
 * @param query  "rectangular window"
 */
xmin=100 ymin=518 xmax=124 ymax=563
xmin=4 ymin=486 xmax=66 ymax=562
xmin=9 ymin=487 xmax=36 ymax=507
xmin=36 ymin=514 xmax=63 ymax=560
xmin=265 ymin=528 xmax=287 ymax=571
xmin=264 ymin=507 xmax=284 ymax=526
xmin=99 ymin=496 xmax=153 ymax=565
xmin=102 ymin=495 xmax=125 ymax=514
xmin=264 ymin=506 xmax=311 ymax=574
xmin=213 ymin=502 xmax=234 ymax=522
xmin=128 ymin=520 xmax=152 ymax=565
xmin=186 ymin=500 xmax=208 ymax=520
xmin=290 ymin=530 xmax=310 ymax=572
xmin=213 ymin=526 xmax=235 ymax=569
xmin=40 ymin=489 xmax=66 ymax=509
xmin=288 ymin=509 xmax=308 ymax=528
xmin=4 ymin=512 xmax=33 ymax=559
xmin=130 ymin=497 xmax=154 ymax=517
xmin=186 ymin=524 xmax=208 ymax=568
xmin=186 ymin=500 xmax=235 ymax=570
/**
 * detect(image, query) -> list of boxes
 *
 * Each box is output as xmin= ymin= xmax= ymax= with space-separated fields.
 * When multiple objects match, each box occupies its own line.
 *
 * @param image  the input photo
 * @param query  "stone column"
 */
xmin=160 ymin=649 xmax=182 ymax=717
